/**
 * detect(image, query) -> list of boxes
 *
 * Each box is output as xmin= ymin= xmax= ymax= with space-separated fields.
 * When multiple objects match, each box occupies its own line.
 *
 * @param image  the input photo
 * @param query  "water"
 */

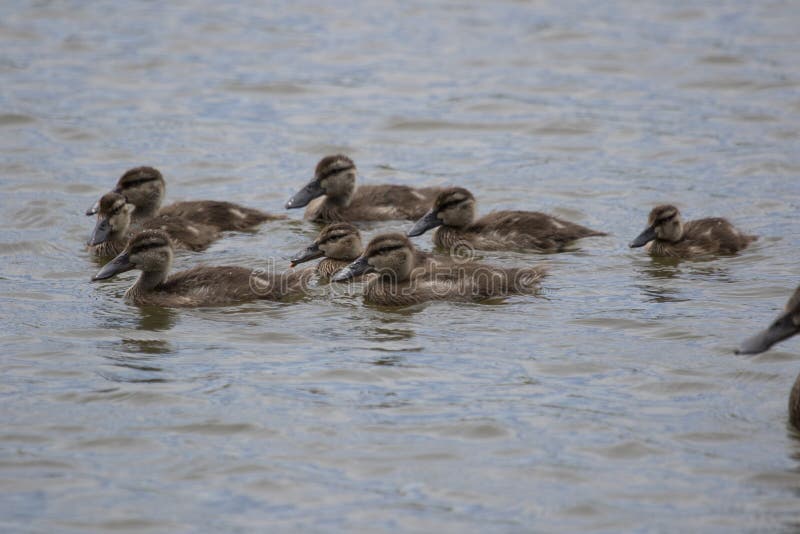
xmin=1 ymin=1 xmax=800 ymax=531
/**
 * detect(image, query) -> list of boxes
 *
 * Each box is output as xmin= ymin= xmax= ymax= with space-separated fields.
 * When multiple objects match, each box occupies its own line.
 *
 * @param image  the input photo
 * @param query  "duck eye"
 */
xmin=377 ymin=245 xmax=403 ymax=255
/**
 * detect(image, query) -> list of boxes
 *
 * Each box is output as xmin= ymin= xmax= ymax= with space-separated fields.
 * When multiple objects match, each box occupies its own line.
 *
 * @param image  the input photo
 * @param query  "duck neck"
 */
xmin=133 ymin=193 xmax=162 ymax=221
xmin=433 ymin=226 xmax=464 ymax=251
xmin=325 ymin=178 xmax=356 ymax=208
xmin=127 ymin=269 xmax=168 ymax=298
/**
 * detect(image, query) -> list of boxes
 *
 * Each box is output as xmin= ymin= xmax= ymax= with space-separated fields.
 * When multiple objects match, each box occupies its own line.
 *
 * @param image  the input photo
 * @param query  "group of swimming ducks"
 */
xmin=83 ymin=154 xmax=800 ymax=427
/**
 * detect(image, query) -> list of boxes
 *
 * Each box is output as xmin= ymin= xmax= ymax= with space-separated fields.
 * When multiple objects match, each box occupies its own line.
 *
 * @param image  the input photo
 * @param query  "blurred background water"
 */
xmin=1 ymin=0 xmax=799 ymax=531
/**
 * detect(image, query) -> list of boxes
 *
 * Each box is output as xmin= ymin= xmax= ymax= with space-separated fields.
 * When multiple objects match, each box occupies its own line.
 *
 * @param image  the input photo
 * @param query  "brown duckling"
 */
xmin=332 ymin=233 xmax=545 ymax=306
xmin=87 ymin=192 xmax=220 ymax=259
xmin=92 ymin=230 xmax=311 ymax=307
xmin=407 ymin=187 xmax=605 ymax=252
xmin=629 ymin=204 xmax=756 ymax=257
xmin=736 ymin=285 xmax=800 ymax=429
xmin=86 ymin=166 xmax=284 ymax=231
xmin=285 ymin=155 xmax=442 ymax=222
xmin=289 ymin=222 xmax=364 ymax=278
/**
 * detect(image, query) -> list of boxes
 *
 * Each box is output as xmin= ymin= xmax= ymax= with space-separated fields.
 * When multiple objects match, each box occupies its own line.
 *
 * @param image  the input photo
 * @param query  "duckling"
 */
xmin=289 ymin=222 xmax=364 ymax=278
xmin=86 ymin=166 xmax=284 ymax=231
xmin=407 ymin=187 xmax=605 ymax=252
xmin=87 ymin=192 xmax=220 ymax=259
xmin=285 ymin=155 xmax=442 ymax=222
xmin=629 ymin=205 xmax=756 ymax=258
xmin=332 ymin=233 xmax=545 ymax=306
xmin=736 ymin=285 xmax=800 ymax=429
xmin=92 ymin=230 xmax=311 ymax=307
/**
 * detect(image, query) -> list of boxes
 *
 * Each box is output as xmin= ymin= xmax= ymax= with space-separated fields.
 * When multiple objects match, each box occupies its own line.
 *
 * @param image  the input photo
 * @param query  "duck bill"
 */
xmin=85 ymin=200 xmax=100 ymax=216
xmin=331 ymin=256 xmax=372 ymax=282
xmin=88 ymin=217 xmax=112 ymax=246
xmin=629 ymin=225 xmax=657 ymax=248
xmin=92 ymin=251 xmax=134 ymax=281
xmin=407 ymin=209 xmax=442 ymax=237
xmin=290 ymin=243 xmax=324 ymax=266
xmin=285 ymin=180 xmax=324 ymax=209
xmin=736 ymin=312 xmax=799 ymax=355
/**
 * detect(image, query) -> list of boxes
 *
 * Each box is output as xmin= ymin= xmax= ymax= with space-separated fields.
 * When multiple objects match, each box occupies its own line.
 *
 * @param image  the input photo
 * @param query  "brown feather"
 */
xmin=306 ymin=184 xmax=442 ymax=222
xmin=646 ymin=217 xmax=756 ymax=257
xmin=358 ymin=233 xmax=545 ymax=306
xmin=435 ymin=210 xmax=605 ymax=252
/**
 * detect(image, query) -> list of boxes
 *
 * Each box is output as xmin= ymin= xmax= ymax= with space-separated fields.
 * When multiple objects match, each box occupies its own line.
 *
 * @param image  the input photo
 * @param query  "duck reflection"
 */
xmin=137 ymin=305 xmax=177 ymax=331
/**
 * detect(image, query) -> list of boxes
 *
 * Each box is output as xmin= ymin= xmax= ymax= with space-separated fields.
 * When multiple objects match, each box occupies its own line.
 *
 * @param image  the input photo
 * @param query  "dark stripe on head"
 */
xmin=318 ymin=164 xmax=355 ymax=182
xmin=118 ymin=167 xmax=163 ymax=188
xmin=128 ymin=230 xmax=170 ymax=254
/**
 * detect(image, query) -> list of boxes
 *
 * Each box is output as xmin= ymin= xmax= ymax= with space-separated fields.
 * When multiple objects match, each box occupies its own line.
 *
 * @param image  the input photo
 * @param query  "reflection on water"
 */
xmin=136 ymin=306 xmax=177 ymax=331
xmin=1 ymin=0 xmax=800 ymax=531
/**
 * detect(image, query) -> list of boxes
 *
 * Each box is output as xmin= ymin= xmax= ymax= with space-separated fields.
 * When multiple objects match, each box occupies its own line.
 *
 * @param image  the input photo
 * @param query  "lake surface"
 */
xmin=1 ymin=1 xmax=800 ymax=531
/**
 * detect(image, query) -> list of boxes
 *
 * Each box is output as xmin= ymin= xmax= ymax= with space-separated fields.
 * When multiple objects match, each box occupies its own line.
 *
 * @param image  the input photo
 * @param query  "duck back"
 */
xmin=307 ymin=185 xmax=442 ymax=222
xmin=435 ymin=210 xmax=604 ymax=251
xmin=159 ymin=201 xmax=284 ymax=231
xmin=649 ymin=217 xmax=756 ymax=257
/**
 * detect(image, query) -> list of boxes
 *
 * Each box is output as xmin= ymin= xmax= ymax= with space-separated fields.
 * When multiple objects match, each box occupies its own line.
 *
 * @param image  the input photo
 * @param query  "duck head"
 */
xmin=629 ymin=204 xmax=684 ymax=248
xmin=737 ymin=287 xmax=800 ymax=354
xmin=285 ymin=155 xmax=357 ymax=209
xmin=290 ymin=222 xmax=363 ymax=266
xmin=86 ymin=166 xmax=165 ymax=218
xmin=87 ymin=192 xmax=135 ymax=246
xmin=92 ymin=229 xmax=173 ymax=282
xmin=408 ymin=187 xmax=475 ymax=236
xmin=332 ymin=233 xmax=415 ymax=282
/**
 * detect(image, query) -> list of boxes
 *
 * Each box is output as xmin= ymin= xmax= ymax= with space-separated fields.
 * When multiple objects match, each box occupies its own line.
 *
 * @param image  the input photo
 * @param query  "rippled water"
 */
xmin=2 ymin=1 xmax=800 ymax=531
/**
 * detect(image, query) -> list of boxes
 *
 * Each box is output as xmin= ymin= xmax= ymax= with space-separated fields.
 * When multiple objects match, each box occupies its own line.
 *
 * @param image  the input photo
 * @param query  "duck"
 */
xmin=91 ymin=230 xmax=311 ymax=307
xmin=736 ymin=285 xmax=800 ymax=429
xmin=332 ymin=233 xmax=545 ymax=306
xmin=285 ymin=155 xmax=442 ymax=222
xmin=407 ymin=187 xmax=605 ymax=252
xmin=289 ymin=222 xmax=364 ymax=278
xmin=86 ymin=166 xmax=284 ymax=231
xmin=87 ymin=192 xmax=220 ymax=259
xmin=629 ymin=204 xmax=756 ymax=258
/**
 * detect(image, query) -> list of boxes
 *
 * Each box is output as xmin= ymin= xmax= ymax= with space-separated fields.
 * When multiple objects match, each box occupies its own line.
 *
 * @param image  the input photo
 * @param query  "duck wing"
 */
xmin=472 ymin=210 xmax=603 ymax=251
xmin=142 ymin=215 xmax=220 ymax=252
xmin=159 ymin=266 xmax=310 ymax=305
xmin=683 ymin=218 xmax=756 ymax=254
xmin=349 ymin=185 xmax=444 ymax=220
xmin=159 ymin=201 xmax=284 ymax=231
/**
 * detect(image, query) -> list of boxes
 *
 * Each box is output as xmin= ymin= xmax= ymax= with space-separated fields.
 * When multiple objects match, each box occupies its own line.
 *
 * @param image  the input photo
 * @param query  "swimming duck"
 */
xmin=407 ymin=187 xmax=605 ymax=252
xmin=92 ymin=230 xmax=311 ymax=307
xmin=86 ymin=166 xmax=284 ymax=231
xmin=87 ymin=192 xmax=220 ymax=259
xmin=289 ymin=222 xmax=364 ymax=278
xmin=285 ymin=155 xmax=442 ymax=222
xmin=332 ymin=233 xmax=545 ymax=306
xmin=736 ymin=285 xmax=800 ymax=429
xmin=629 ymin=205 xmax=756 ymax=257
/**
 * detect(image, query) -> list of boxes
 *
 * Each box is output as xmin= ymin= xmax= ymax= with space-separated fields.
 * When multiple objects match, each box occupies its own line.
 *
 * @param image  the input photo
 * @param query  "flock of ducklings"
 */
xmin=84 ymin=154 xmax=800 ymax=427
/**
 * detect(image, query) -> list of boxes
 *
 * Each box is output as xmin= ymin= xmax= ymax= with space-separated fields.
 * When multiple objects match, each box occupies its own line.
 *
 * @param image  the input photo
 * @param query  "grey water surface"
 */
xmin=1 ymin=1 xmax=800 ymax=531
